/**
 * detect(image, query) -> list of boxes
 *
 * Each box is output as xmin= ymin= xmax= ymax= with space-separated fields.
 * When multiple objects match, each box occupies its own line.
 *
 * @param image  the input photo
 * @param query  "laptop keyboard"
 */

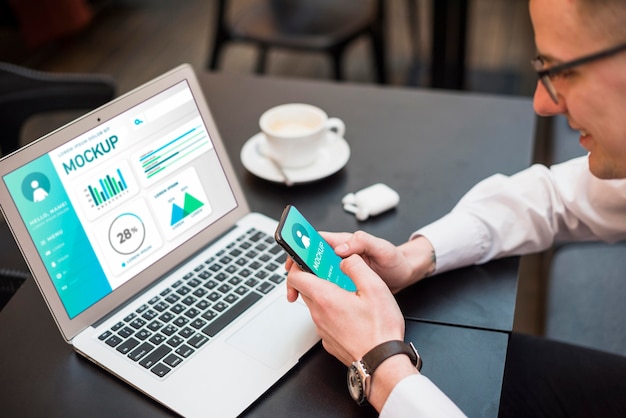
xmin=97 ymin=228 xmax=287 ymax=378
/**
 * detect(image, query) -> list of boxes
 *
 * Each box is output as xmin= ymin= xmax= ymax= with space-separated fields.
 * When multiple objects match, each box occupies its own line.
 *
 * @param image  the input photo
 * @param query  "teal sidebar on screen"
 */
xmin=277 ymin=205 xmax=356 ymax=292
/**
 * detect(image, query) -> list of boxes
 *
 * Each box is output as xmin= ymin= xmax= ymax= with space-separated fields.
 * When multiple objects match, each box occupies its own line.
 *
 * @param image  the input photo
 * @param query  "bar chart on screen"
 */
xmin=87 ymin=168 xmax=128 ymax=206
xmin=79 ymin=160 xmax=138 ymax=221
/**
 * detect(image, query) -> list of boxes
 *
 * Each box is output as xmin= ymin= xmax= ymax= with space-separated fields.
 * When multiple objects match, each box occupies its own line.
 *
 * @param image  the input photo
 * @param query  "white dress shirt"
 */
xmin=380 ymin=374 xmax=466 ymax=417
xmin=416 ymin=156 xmax=626 ymax=274
xmin=381 ymin=156 xmax=626 ymax=416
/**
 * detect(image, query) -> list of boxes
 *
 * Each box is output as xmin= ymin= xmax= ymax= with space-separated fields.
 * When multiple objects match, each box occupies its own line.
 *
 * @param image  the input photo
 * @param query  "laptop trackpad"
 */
xmin=227 ymin=299 xmax=317 ymax=370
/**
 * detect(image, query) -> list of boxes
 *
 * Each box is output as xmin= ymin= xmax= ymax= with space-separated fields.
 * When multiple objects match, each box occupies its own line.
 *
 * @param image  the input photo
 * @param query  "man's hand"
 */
xmin=285 ymin=253 xmax=419 ymax=412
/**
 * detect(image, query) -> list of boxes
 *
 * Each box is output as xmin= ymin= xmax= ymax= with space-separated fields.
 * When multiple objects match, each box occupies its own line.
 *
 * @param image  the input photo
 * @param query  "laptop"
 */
xmin=0 ymin=64 xmax=319 ymax=417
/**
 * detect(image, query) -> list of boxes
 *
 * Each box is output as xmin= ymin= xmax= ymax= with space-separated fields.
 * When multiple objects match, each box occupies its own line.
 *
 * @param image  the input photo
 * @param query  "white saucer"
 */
xmin=240 ymin=132 xmax=350 ymax=185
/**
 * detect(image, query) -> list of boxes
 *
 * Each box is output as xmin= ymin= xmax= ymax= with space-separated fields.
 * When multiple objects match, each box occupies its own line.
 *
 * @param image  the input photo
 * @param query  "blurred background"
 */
xmin=0 ymin=0 xmax=536 ymax=96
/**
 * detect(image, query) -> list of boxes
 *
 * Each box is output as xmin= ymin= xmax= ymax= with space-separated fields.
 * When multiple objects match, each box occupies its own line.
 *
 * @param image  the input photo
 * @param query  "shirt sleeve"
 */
xmin=379 ymin=374 xmax=467 ymax=418
xmin=412 ymin=156 xmax=626 ymax=273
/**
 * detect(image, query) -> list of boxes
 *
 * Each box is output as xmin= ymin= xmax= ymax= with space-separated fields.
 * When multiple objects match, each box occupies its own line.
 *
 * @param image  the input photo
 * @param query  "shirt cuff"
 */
xmin=411 ymin=211 xmax=489 ymax=274
xmin=380 ymin=374 xmax=467 ymax=418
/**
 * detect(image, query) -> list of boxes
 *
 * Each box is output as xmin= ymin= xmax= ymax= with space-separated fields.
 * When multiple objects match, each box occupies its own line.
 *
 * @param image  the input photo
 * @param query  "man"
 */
xmin=285 ymin=0 xmax=626 ymax=416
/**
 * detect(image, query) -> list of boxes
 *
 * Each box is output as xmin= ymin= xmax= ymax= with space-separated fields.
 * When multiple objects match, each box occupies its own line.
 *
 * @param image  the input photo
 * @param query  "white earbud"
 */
xmin=342 ymin=183 xmax=399 ymax=221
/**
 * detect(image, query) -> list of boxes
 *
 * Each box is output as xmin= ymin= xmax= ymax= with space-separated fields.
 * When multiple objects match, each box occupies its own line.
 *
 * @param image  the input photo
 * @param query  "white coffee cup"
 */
xmin=259 ymin=103 xmax=345 ymax=168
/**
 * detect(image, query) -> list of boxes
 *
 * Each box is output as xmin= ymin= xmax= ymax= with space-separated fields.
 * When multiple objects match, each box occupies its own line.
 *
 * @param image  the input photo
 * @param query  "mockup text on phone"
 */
xmin=275 ymin=205 xmax=357 ymax=292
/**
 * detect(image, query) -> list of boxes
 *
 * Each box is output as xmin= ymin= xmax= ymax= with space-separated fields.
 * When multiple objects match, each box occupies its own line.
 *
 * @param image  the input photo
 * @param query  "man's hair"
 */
xmin=576 ymin=0 xmax=626 ymax=43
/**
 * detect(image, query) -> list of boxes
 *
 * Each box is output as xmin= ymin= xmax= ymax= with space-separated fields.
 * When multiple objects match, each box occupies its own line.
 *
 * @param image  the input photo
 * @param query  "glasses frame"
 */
xmin=532 ymin=42 xmax=626 ymax=104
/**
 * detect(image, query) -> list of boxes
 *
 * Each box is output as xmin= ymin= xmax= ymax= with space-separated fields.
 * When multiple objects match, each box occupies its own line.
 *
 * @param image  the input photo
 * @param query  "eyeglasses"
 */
xmin=531 ymin=42 xmax=626 ymax=104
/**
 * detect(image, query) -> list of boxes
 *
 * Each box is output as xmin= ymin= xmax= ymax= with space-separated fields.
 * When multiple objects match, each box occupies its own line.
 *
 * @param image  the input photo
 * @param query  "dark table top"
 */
xmin=0 ymin=71 xmax=535 ymax=417
xmin=200 ymin=72 xmax=535 ymax=332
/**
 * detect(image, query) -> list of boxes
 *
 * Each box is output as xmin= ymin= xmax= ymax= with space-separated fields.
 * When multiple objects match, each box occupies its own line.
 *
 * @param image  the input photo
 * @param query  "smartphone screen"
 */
xmin=275 ymin=205 xmax=357 ymax=292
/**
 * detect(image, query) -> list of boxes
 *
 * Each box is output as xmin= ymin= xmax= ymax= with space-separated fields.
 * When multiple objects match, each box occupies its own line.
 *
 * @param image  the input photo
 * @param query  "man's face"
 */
xmin=531 ymin=0 xmax=626 ymax=179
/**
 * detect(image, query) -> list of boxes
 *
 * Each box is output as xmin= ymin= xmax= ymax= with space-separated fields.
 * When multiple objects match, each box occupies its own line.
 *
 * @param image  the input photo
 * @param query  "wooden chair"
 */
xmin=207 ymin=0 xmax=386 ymax=83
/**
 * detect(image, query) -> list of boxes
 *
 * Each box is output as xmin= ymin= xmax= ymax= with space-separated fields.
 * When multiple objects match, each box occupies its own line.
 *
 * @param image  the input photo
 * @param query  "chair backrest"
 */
xmin=534 ymin=116 xmax=626 ymax=356
xmin=544 ymin=241 xmax=626 ymax=357
xmin=0 ymin=62 xmax=115 ymax=155
xmin=209 ymin=0 xmax=384 ymax=82
xmin=0 ymin=62 xmax=115 ymax=310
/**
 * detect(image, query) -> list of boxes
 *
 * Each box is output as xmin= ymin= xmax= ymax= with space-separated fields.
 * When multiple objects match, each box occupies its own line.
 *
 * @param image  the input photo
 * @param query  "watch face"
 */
xmin=347 ymin=364 xmax=365 ymax=404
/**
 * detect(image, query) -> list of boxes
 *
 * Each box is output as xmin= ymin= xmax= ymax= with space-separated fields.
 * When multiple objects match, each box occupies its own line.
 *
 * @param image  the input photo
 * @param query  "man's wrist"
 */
xmin=400 ymin=235 xmax=436 ymax=281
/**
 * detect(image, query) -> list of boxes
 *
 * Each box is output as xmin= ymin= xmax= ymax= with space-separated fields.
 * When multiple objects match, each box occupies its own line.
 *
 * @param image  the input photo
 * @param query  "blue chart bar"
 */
xmin=88 ymin=168 xmax=128 ymax=206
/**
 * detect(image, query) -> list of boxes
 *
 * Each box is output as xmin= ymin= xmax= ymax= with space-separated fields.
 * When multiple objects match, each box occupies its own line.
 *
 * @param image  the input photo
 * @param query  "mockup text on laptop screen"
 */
xmin=2 ymin=80 xmax=237 ymax=319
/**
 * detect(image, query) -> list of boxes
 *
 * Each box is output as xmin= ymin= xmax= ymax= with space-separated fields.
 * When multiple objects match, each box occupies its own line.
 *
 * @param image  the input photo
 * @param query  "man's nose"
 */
xmin=533 ymin=80 xmax=566 ymax=116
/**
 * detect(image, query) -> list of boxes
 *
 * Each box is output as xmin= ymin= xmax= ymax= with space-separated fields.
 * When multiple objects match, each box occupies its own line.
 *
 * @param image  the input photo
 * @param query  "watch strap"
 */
xmin=362 ymin=340 xmax=422 ymax=375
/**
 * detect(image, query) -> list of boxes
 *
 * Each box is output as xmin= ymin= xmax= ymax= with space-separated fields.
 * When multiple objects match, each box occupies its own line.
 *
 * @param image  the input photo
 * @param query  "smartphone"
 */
xmin=275 ymin=205 xmax=357 ymax=292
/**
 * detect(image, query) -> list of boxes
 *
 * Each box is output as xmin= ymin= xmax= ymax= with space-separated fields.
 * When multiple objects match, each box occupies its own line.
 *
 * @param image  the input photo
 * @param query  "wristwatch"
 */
xmin=347 ymin=340 xmax=422 ymax=405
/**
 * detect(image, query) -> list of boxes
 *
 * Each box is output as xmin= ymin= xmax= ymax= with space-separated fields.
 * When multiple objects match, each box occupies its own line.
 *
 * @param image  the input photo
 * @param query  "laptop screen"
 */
xmin=2 ymin=80 xmax=238 ymax=319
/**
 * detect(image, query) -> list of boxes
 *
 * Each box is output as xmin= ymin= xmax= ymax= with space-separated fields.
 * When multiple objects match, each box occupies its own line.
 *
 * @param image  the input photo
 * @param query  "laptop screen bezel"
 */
xmin=0 ymin=64 xmax=250 ymax=342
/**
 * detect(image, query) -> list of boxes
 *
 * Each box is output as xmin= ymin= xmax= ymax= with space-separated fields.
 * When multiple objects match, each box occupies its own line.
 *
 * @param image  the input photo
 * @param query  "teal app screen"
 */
xmin=281 ymin=206 xmax=356 ymax=292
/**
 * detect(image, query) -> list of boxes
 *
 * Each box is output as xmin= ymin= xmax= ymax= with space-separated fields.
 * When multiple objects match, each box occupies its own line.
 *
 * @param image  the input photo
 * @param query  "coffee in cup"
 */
xmin=259 ymin=103 xmax=345 ymax=168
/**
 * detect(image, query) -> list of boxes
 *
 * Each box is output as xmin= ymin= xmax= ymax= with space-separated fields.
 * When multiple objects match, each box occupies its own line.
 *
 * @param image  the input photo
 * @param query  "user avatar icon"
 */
xmin=31 ymin=180 xmax=48 ymax=202
xmin=22 ymin=172 xmax=51 ymax=203
xmin=292 ymin=223 xmax=310 ymax=249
